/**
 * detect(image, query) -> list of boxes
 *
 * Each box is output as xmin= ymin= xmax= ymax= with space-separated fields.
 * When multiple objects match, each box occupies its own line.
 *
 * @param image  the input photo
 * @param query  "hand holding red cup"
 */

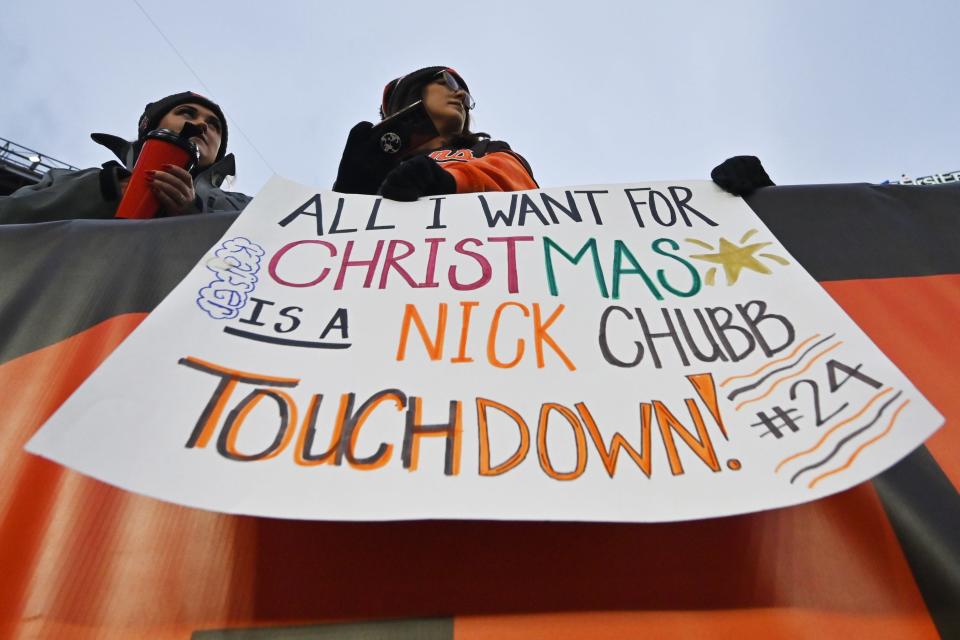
xmin=115 ymin=123 xmax=201 ymax=219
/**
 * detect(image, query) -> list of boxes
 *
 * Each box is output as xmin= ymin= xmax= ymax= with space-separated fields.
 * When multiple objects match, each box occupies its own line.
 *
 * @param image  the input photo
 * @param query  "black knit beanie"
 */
xmin=380 ymin=66 xmax=470 ymax=119
xmin=137 ymin=91 xmax=228 ymax=162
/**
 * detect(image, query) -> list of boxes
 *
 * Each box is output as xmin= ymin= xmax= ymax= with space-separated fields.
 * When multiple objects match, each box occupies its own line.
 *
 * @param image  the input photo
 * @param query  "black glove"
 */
xmin=379 ymin=155 xmax=457 ymax=202
xmin=711 ymin=156 xmax=775 ymax=196
xmin=332 ymin=122 xmax=398 ymax=195
xmin=98 ymin=161 xmax=131 ymax=201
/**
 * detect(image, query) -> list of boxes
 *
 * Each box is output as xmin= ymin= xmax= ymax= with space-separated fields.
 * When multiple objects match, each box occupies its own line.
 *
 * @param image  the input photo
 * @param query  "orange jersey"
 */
xmin=427 ymin=139 xmax=538 ymax=193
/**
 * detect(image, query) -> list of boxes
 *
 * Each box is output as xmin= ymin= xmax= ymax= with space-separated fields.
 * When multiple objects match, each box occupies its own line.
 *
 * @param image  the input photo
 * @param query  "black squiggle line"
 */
xmin=223 ymin=326 xmax=351 ymax=349
xmin=789 ymin=390 xmax=903 ymax=484
xmin=727 ymin=333 xmax=836 ymax=401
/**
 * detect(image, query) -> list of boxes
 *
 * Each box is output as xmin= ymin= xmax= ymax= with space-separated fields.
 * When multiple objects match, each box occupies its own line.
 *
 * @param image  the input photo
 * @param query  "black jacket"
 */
xmin=0 ymin=133 xmax=250 ymax=224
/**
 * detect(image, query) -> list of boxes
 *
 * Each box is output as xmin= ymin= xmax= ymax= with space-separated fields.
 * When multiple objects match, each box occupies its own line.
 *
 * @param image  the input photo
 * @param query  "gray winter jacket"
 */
xmin=0 ymin=133 xmax=251 ymax=224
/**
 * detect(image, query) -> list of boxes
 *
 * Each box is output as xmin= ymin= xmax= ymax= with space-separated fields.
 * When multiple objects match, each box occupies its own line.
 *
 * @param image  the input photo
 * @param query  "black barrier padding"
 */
xmin=1 ymin=183 xmax=960 ymax=633
xmin=746 ymin=182 xmax=960 ymax=281
xmin=873 ymin=446 xmax=960 ymax=640
xmin=0 ymin=211 xmax=237 ymax=364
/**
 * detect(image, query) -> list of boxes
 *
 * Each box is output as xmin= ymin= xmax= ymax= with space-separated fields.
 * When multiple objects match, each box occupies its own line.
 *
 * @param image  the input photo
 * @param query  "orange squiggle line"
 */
xmin=774 ymin=387 xmax=892 ymax=473
xmin=808 ymin=399 xmax=910 ymax=489
xmin=734 ymin=342 xmax=843 ymax=411
xmin=720 ymin=333 xmax=821 ymax=387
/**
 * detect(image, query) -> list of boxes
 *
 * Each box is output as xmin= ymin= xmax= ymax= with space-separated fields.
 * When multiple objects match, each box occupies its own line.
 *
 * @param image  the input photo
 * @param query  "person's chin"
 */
xmin=191 ymin=138 xmax=209 ymax=156
xmin=447 ymin=112 xmax=466 ymax=131
xmin=194 ymin=148 xmax=212 ymax=167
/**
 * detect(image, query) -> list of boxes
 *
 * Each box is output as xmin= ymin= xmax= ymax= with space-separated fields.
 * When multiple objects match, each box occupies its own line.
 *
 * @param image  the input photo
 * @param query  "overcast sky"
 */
xmin=3 ymin=0 xmax=957 ymax=195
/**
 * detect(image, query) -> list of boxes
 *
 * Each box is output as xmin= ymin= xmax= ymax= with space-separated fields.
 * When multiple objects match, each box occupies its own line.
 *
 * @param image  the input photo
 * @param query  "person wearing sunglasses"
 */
xmin=334 ymin=66 xmax=537 ymax=200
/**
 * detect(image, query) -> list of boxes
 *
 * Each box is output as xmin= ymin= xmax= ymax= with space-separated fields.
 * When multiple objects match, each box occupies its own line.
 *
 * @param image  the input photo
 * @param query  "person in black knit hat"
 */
xmin=334 ymin=66 xmax=537 ymax=200
xmin=137 ymin=91 xmax=230 ymax=165
xmin=0 ymin=91 xmax=250 ymax=224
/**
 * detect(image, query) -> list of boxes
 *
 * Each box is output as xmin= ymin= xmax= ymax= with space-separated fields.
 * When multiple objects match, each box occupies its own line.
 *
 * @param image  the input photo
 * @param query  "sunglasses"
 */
xmin=435 ymin=70 xmax=476 ymax=110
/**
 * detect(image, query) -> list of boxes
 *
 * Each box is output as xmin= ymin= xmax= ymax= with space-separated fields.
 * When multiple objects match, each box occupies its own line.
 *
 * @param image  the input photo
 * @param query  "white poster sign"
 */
xmin=26 ymin=177 xmax=943 ymax=522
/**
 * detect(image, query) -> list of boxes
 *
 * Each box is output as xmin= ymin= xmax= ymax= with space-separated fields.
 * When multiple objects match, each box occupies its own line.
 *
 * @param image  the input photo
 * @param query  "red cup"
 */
xmin=115 ymin=128 xmax=199 ymax=219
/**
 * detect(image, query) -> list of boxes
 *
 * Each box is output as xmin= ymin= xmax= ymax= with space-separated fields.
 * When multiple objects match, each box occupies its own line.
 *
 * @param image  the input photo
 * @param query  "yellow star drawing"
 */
xmin=687 ymin=229 xmax=789 ymax=286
